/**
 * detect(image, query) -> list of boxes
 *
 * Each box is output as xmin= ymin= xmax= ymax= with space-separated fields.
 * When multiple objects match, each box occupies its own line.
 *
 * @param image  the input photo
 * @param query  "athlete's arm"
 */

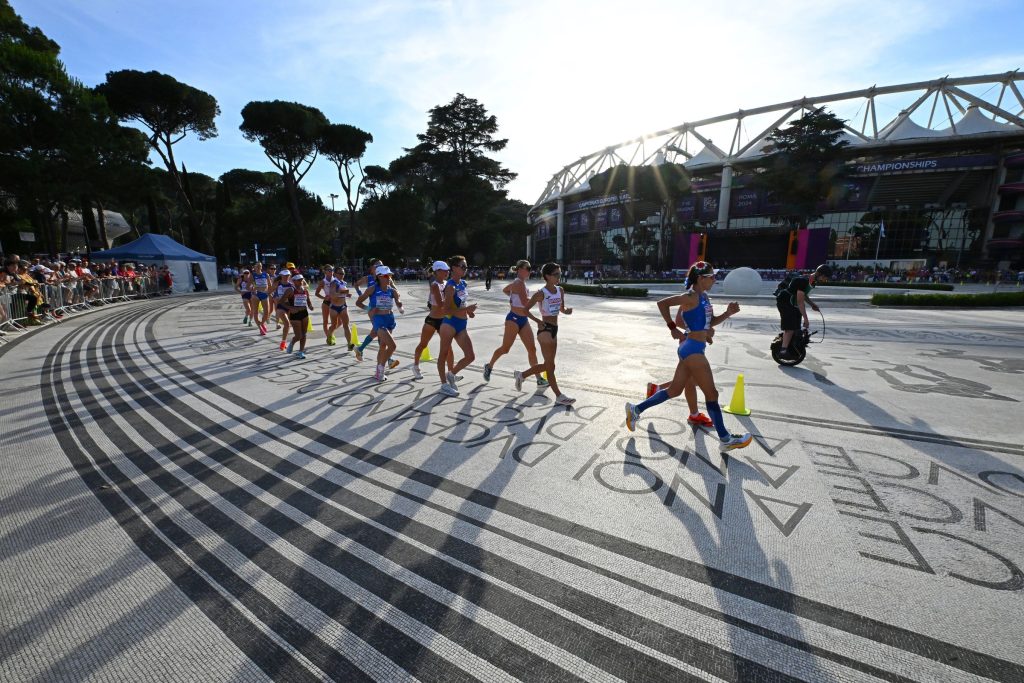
xmin=314 ymin=281 xmax=326 ymax=299
xmin=355 ymin=285 xmax=375 ymax=309
xmin=710 ymin=302 xmax=740 ymax=326
xmin=560 ymin=287 xmax=572 ymax=315
xmin=525 ymin=290 xmax=544 ymax=325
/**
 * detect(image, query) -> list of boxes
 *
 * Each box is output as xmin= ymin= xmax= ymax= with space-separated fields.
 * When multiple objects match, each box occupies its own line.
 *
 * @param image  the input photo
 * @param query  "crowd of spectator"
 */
xmin=0 ymin=253 xmax=173 ymax=330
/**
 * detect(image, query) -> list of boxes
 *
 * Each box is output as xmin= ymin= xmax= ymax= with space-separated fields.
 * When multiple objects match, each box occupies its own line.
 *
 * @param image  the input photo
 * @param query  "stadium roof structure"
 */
xmin=531 ymin=71 xmax=1024 ymax=211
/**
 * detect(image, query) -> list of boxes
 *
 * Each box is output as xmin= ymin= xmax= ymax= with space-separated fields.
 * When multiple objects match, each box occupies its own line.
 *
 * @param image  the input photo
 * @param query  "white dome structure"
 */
xmin=722 ymin=267 xmax=763 ymax=295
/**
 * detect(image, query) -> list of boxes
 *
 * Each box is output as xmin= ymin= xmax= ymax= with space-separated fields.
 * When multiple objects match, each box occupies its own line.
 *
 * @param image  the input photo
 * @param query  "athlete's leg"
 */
xmin=413 ymin=324 xmax=435 ymax=372
xmin=518 ymin=323 xmax=540 ymax=368
xmin=437 ymin=324 xmax=456 ymax=384
xmin=535 ymin=332 xmax=562 ymax=396
xmin=451 ymin=329 xmax=476 ymax=375
xmin=487 ymin=320 xmax=519 ymax=368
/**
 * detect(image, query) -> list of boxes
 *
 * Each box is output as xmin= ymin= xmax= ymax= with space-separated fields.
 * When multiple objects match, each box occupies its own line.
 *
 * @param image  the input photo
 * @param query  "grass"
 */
xmin=871 ymin=290 xmax=1024 ymax=307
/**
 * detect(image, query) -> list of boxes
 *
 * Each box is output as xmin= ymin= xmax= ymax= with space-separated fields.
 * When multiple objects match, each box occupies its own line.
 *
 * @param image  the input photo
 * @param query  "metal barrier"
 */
xmin=0 ymin=275 xmax=169 ymax=343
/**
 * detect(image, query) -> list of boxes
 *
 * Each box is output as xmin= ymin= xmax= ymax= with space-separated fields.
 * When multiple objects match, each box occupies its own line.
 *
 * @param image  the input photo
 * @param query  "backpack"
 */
xmin=773 ymin=272 xmax=796 ymax=299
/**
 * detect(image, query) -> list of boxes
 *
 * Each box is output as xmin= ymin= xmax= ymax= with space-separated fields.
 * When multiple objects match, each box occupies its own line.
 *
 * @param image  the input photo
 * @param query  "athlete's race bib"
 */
xmin=294 ymin=294 xmax=308 ymax=307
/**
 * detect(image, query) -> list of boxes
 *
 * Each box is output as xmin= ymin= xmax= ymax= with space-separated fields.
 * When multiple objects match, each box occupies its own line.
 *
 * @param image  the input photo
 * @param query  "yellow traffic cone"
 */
xmin=541 ymin=371 xmax=548 ymax=381
xmin=351 ymin=323 xmax=359 ymax=341
xmin=306 ymin=315 xmax=313 ymax=332
xmin=722 ymin=373 xmax=751 ymax=416
xmin=420 ymin=346 xmax=433 ymax=362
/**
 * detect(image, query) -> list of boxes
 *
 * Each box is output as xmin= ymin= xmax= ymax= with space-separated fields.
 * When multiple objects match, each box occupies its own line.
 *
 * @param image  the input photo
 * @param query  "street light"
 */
xmin=328 ymin=193 xmax=341 ymax=262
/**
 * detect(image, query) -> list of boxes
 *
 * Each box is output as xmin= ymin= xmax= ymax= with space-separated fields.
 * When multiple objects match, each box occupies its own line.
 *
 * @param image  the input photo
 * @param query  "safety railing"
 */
xmin=0 ymin=275 xmax=172 ymax=344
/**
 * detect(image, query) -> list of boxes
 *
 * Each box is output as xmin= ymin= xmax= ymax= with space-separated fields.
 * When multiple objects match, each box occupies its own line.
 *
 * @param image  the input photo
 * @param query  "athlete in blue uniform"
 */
xmin=437 ymin=255 xmax=477 ymax=396
xmin=355 ymin=265 xmax=404 ymax=381
xmin=250 ymin=262 xmax=271 ymax=335
xmin=483 ymin=259 xmax=546 ymax=387
xmin=324 ymin=266 xmax=352 ymax=348
xmin=624 ymin=261 xmax=751 ymax=451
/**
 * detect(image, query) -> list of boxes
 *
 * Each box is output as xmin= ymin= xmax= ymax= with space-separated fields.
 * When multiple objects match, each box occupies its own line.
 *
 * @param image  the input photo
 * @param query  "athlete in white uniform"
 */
xmin=513 ymin=262 xmax=575 ymax=405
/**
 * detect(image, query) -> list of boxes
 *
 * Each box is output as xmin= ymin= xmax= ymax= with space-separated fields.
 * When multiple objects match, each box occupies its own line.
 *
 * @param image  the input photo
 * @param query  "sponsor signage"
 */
xmin=730 ymin=188 xmax=760 ymax=216
xmin=564 ymin=192 xmax=629 ymax=212
xmin=852 ymin=154 xmax=997 ymax=175
xmin=676 ymin=196 xmax=698 ymax=221
xmin=19 ymin=232 xmax=35 ymax=242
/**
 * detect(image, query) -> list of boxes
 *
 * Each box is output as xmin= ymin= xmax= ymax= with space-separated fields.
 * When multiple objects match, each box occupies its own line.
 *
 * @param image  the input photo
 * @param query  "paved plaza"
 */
xmin=1 ymin=283 xmax=1023 ymax=682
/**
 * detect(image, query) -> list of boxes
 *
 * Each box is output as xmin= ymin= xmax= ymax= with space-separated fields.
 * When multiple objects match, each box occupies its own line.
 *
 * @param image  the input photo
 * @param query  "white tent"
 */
xmin=92 ymin=233 xmax=218 ymax=294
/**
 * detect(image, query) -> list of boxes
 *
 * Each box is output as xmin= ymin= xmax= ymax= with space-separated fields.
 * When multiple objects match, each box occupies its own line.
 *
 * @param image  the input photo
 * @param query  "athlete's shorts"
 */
xmin=537 ymin=322 xmax=558 ymax=339
xmin=372 ymin=313 xmax=396 ymax=332
xmin=677 ymin=338 xmax=706 ymax=359
xmin=330 ymin=304 xmax=347 ymax=313
xmin=777 ymin=300 xmax=801 ymax=331
xmin=442 ymin=316 xmax=468 ymax=334
xmin=241 ymin=292 xmax=252 ymax=300
xmin=289 ymin=309 xmax=309 ymax=322
xmin=505 ymin=311 xmax=529 ymax=329
xmin=424 ymin=315 xmax=443 ymax=331
xmin=256 ymin=291 xmax=269 ymax=301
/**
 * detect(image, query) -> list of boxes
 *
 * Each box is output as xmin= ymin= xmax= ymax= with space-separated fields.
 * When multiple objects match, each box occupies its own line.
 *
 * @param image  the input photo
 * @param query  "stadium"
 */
xmin=527 ymin=72 xmax=1024 ymax=273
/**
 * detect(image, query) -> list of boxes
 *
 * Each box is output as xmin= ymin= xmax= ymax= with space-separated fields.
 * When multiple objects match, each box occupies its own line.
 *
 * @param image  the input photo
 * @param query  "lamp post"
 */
xmin=329 ymin=193 xmax=340 ymax=262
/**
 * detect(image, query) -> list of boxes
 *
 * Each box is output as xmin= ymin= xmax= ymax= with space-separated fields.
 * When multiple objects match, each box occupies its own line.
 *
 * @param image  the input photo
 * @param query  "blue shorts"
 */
xmin=442 ymin=316 xmax=468 ymax=334
xmin=677 ymin=338 xmax=706 ymax=359
xmin=505 ymin=311 xmax=529 ymax=329
xmin=255 ymin=291 xmax=269 ymax=301
xmin=241 ymin=292 xmax=252 ymax=300
xmin=330 ymin=304 xmax=347 ymax=313
xmin=372 ymin=313 xmax=396 ymax=331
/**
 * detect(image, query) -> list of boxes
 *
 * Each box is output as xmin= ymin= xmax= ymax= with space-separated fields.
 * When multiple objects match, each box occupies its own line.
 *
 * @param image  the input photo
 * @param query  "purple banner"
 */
xmin=837 ymin=178 xmax=871 ymax=210
xmin=730 ymin=188 xmax=760 ymax=216
xmin=594 ymin=208 xmax=608 ymax=229
xmin=699 ymin=194 xmax=720 ymax=220
xmin=851 ymin=154 xmax=997 ymax=175
xmin=608 ymin=206 xmax=624 ymax=228
xmin=676 ymin=196 xmax=697 ymax=221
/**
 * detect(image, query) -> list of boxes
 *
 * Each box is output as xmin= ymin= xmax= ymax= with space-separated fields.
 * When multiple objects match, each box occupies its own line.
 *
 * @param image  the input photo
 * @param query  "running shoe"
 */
xmin=439 ymin=384 xmax=459 ymax=397
xmin=354 ymin=347 xmax=363 ymax=361
xmin=287 ymin=340 xmax=295 ymax=354
xmin=388 ymin=359 xmax=401 ymax=370
xmin=625 ymin=402 xmax=639 ymax=432
xmin=646 ymin=382 xmax=658 ymax=399
xmin=513 ymin=370 xmax=524 ymax=392
xmin=327 ymin=335 xmax=335 ymax=346
xmin=258 ymin=326 xmax=266 ymax=336
xmin=260 ymin=323 xmax=268 ymax=334
xmin=446 ymin=371 xmax=458 ymax=391
xmin=412 ymin=365 xmax=423 ymax=380
xmin=247 ymin=319 xmax=253 ymax=327
xmin=555 ymin=393 xmax=576 ymax=406
xmin=720 ymin=433 xmax=753 ymax=451
xmin=482 ymin=363 xmax=492 ymax=382
xmin=536 ymin=375 xmax=549 ymax=387
xmin=374 ymin=366 xmax=386 ymax=382
xmin=243 ymin=315 xmax=249 ymax=325
xmin=347 ymin=342 xmax=355 ymax=351
xmin=687 ymin=413 xmax=714 ymax=428
xmin=296 ymin=351 xmax=306 ymax=360
xmin=279 ymin=341 xmax=287 ymax=351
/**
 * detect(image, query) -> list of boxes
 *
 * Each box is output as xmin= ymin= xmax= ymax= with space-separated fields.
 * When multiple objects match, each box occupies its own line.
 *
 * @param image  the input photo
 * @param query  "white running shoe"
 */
xmin=439 ymin=384 xmax=459 ymax=397
xmin=412 ymin=365 xmax=423 ymax=380
xmin=482 ymin=363 xmax=492 ymax=382
xmin=555 ymin=393 xmax=576 ymax=405
xmin=513 ymin=370 xmax=524 ymax=392
xmin=374 ymin=366 xmax=387 ymax=382
xmin=720 ymin=433 xmax=753 ymax=451
xmin=446 ymin=371 xmax=458 ymax=391
xmin=624 ymin=402 xmax=639 ymax=431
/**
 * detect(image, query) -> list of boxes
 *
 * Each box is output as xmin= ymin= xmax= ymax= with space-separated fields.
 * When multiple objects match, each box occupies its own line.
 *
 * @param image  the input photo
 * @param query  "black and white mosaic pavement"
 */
xmin=2 ymin=287 xmax=1023 ymax=682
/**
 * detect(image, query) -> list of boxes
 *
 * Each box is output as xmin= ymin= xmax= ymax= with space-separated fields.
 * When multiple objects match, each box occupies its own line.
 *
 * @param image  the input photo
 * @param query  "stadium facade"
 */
xmin=527 ymin=73 xmax=1024 ymax=272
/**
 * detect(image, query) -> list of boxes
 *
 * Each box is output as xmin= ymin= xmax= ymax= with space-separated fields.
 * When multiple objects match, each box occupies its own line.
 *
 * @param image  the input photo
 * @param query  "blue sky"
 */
xmin=13 ymin=0 xmax=1024 ymax=209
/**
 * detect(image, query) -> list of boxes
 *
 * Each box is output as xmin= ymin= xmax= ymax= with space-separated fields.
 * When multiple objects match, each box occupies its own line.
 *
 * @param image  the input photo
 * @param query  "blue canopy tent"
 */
xmin=92 ymin=233 xmax=218 ymax=293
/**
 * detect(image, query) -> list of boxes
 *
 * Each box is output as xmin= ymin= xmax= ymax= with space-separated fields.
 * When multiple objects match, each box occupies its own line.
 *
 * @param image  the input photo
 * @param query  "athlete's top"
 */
xmin=292 ymin=288 xmax=309 ymax=308
xmin=445 ymin=279 xmax=468 ymax=314
xmin=368 ymin=284 xmax=396 ymax=313
xmin=540 ymin=285 xmax=563 ymax=318
xmin=238 ymin=277 xmax=251 ymax=292
xmin=428 ymin=280 xmax=444 ymax=308
xmin=320 ymin=276 xmax=334 ymax=300
xmin=252 ymin=271 xmax=269 ymax=290
xmin=509 ymin=279 xmax=530 ymax=309
xmin=681 ymin=291 xmax=713 ymax=332
xmin=330 ymin=278 xmax=349 ymax=300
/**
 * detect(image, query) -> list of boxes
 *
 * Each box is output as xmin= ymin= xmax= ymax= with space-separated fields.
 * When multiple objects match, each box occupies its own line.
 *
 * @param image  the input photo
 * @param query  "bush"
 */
xmin=871 ymin=291 xmax=1024 ymax=307
xmin=563 ymin=283 xmax=648 ymax=297
xmin=596 ymin=278 xmax=682 ymax=285
xmin=828 ymin=281 xmax=954 ymax=291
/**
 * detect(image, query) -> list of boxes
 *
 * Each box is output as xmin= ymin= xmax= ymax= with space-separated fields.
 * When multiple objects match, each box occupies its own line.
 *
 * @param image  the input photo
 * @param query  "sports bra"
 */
xmin=541 ymin=285 xmax=562 ymax=317
xmin=238 ymin=278 xmax=251 ymax=292
xmin=428 ymin=280 xmax=443 ymax=308
xmin=681 ymin=291 xmax=713 ymax=332
xmin=252 ymin=272 xmax=269 ymax=289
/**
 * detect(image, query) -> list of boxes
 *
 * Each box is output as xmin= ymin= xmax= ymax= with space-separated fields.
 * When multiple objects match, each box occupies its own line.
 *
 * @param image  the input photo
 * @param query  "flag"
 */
xmin=879 ymin=221 xmax=886 ymax=238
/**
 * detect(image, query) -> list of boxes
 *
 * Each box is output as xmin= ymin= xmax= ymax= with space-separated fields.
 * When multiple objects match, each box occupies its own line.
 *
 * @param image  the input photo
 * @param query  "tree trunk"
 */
xmin=96 ymin=200 xmax=110 ymax=248
xmin=80 ymin=196 xmax=98 ymax=254
xmin=283 ymin=172 xmax=308 ymax=264
xmin=146 ymin=195 xmax=160 ymax=234
xmin=59 ymin=205 xmax=70 ymax=253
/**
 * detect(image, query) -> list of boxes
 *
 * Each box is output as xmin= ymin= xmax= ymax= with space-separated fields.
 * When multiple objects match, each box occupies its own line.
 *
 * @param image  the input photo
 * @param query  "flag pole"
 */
xmin=874 ymin=221 xmax=883 ymax=262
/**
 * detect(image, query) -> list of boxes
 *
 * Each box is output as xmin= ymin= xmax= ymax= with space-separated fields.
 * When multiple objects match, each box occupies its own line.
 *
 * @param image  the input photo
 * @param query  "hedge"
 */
xmin=827 ymin=281 xmax=954 ymax=291
xmin=871 ymin=290 xmax=1024 ymax=307
xmin=596 ymin=279 xmax=683 ymax=285
xmin=563 ymin=283 xmax=648 ymax=297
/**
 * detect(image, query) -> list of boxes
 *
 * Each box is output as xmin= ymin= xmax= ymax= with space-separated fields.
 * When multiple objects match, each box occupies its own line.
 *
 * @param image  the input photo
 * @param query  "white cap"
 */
xmin=431 ymin=261 xmax=450 ymax=272
xmin=375 ymin=266 xmax=393 ymax=276
xmin=278 ymin=269 xmax=290 ymax=277
xmin=291 ymin=274 xmax=304 ymax=281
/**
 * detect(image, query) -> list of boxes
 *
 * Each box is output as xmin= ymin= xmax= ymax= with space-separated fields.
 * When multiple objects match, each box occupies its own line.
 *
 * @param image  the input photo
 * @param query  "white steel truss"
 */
xmin=531 ymin=71 xmax=1024 ymax=211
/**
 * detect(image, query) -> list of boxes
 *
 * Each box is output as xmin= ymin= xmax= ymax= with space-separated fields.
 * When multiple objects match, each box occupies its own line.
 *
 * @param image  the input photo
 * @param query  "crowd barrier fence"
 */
xmin=0 ymin=275 xmax=172 ymax=343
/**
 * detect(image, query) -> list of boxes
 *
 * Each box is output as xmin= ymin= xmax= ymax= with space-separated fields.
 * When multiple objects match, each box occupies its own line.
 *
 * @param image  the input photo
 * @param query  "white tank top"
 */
xmin=541 ymin=285 xmax=562 ymax=317
xmin=428 ymin=280 xmax=443 ymax=307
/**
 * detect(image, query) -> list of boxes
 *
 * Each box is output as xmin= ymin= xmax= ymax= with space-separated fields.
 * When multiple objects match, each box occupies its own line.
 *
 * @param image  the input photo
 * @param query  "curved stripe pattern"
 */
xmin=40 ymin=299 xmax=1024 ymax=682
